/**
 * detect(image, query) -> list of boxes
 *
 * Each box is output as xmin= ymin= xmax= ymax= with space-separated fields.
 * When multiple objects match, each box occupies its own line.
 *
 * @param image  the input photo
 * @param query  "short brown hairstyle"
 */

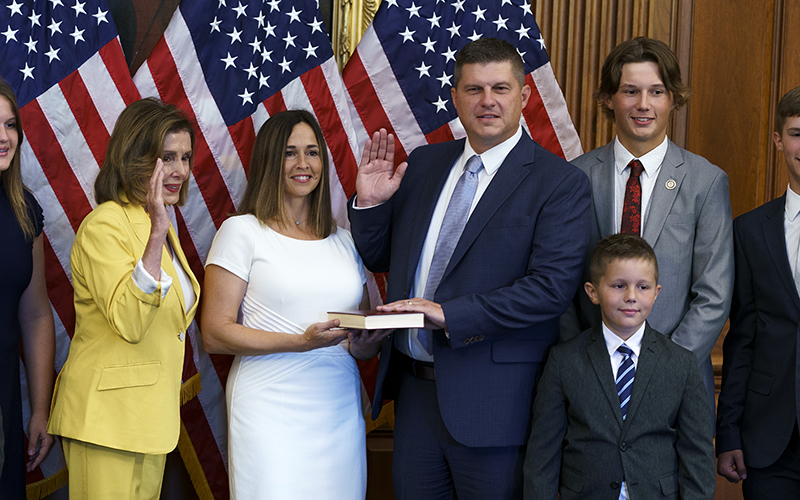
xmin=776 ymin=86 xmax=800 ymax=133
xmin=596 ymin=37 xmax=690 ymax=120
xmin=95 ymin=97 xmax=194 ymax=206
xmin=238 ymin=110 xmax=335 ymax=239
xmin=454 ymin=37 xmax=526 ymax=88
xmin=0 ymin=78 xmax=36 ymax=240
xmin=589 ymin=233 xmax=659 ymax=285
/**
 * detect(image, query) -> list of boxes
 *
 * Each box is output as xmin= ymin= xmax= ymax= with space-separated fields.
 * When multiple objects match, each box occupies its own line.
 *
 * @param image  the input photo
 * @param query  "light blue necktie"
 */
xmin=418 ymin=155 xmax=483 ymax=354
xmin=616 ymin=344 xmax=635 ymax=420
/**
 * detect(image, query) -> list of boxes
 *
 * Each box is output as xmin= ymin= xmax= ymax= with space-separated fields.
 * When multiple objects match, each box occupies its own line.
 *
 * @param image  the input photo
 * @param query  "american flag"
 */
xmin=343 ymin=0 xmax=582 ymax=162
xmin=133 ymin=0 xmax=376 ymax=497
xmin=3 ymin=0 xmax=581 ymax=497
xmin=1 ymin=0 xmax=141 ymax=496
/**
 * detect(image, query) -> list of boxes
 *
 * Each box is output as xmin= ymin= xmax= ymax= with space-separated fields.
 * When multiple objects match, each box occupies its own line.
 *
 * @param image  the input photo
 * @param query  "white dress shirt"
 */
xmin=613 ymin=136 xmax=669 ymax=234
xmin=784 ymin=184 xmax=800 ymax=283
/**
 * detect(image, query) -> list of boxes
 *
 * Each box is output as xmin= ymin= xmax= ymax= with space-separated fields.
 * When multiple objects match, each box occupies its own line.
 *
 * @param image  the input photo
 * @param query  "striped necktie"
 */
xmin=616 ymin=344 xmax=635 ymax=420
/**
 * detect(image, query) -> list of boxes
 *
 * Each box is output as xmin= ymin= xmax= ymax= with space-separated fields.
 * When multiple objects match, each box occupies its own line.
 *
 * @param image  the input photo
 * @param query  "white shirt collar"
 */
xmin=613 ymin=135 xmax=669 ymax=177
xmin=785 ymin=184 xmax=800 ymax=222
xmin=464 ymin=126 xmax=522 ymax=175
xmin=602 ymin=321 xmax=646 ymax=359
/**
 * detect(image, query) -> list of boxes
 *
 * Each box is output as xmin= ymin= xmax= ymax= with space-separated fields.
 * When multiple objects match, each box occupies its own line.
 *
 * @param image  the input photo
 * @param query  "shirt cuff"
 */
xmin=132 ymin=259 xmax=172 ymax=299
xmin=351 ymin=194 xmax=386 ymax=210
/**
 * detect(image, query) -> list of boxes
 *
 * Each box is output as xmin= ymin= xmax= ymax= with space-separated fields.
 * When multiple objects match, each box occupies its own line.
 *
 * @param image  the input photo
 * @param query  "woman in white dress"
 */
xmin=201 ymin=110 xmax=386 ymax=499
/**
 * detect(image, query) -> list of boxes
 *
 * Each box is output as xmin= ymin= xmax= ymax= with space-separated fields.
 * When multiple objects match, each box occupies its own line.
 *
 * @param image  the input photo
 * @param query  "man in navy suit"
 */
xmin=716 ymin=86 xmax=800 ymax=497
xmin=348 ymin=38 xmax=591 ymax=499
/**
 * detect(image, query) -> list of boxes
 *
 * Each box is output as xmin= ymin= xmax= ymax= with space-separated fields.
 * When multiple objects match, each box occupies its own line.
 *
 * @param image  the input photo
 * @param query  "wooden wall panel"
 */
xmin=768 ymin=1 xmax=800 ymax=200
xmin=687 ymin=0 xmax=775 ymax=219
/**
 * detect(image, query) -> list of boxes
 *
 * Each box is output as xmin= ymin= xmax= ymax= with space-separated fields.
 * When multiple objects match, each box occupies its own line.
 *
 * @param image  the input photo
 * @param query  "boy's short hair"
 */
xmin=589 ymin=233 xmax=659 ymax=285
xmin=776 ymin=86 xmax=800 ymax=133
xmin=595 ymin=37 xmax=690 ymax=120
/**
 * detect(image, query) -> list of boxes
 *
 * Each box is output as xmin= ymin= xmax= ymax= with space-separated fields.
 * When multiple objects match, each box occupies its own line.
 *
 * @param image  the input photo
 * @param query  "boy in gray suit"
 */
xmin=525 ymin=234 xmax=715 ymax=499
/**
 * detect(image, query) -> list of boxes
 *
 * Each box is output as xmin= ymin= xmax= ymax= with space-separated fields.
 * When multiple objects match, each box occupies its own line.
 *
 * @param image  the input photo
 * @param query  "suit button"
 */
xmin=610 ymin=481 xmax=620 ymax=490
xmin=620 ymin=442 xmax=627 ymax=451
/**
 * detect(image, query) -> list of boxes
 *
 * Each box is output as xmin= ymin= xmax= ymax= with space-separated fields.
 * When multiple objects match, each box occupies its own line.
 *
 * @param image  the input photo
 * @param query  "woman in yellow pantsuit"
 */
xmin=48 ymin=98 xmax=200 ymax=499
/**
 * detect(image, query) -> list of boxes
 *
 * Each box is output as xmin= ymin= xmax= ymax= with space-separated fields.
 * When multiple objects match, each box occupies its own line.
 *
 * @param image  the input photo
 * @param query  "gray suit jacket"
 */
xmin=524 ymin=325 xmax=715 ymax=499
xmin=563 ymin=140 xmax=734 ymax=412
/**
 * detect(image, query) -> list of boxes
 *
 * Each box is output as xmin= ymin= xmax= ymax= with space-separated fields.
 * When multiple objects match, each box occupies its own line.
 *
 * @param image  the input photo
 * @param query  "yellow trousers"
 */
xmin=62 ymin=438 xmax=167 ymax=500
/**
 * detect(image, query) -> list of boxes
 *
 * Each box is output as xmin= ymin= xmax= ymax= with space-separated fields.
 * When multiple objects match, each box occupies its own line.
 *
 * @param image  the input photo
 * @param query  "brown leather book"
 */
xmin=327 ymin=310 xmax=424 ymax=330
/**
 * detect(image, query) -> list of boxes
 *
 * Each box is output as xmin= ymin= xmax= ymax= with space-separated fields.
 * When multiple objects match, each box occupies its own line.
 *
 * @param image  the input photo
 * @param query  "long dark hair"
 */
xmin=239 ymin=110 xmax=335 ymax=238
xmin=0 ymin=78 xmax=35 ymax=240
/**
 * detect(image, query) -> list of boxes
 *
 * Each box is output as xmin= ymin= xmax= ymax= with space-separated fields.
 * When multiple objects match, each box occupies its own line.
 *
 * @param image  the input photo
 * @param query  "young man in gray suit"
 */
xmin=525 ymin=234 xmax=715 ymax=499
xmin=563 ymin=37 xmax=733 ymax=419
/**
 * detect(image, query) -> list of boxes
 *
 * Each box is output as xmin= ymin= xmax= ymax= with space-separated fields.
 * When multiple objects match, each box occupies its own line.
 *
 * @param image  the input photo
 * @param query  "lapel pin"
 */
xmin=665 ymin=179 xmax=677 ymax=190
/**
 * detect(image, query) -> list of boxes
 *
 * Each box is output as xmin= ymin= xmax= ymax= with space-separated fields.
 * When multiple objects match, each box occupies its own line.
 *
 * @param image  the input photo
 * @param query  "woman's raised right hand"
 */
xmin=145 ymin=158 xmax=170 ymax=239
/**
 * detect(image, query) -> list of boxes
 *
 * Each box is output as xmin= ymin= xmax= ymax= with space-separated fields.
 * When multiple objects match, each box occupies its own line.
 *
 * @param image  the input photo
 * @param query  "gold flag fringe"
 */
xmin=365 ymin=401 xmax=394 ymax=434
xmin=178 ymin=371 xmax=214 ymax=499
xmin=26 ymin=465 xmax=68 ymax=500
xmin=177 ymin=420 xmax=216 ymax=500
xmin=180 ymin=372 xmax=202 ymax=406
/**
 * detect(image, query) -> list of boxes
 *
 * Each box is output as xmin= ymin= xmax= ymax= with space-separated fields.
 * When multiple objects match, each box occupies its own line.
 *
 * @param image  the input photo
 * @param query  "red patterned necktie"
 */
xmin=621 ymin=159 xmax=644 ymax=235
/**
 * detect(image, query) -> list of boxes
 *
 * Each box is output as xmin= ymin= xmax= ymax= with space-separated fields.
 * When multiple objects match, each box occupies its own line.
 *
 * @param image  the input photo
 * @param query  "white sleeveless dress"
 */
xmin=206 ymin=215 xmax=367 ymax=499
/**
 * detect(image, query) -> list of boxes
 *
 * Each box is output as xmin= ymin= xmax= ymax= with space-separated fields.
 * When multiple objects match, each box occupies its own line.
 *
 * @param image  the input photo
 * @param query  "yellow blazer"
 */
xmin=48 ymin=200 xmax=200 ymax=454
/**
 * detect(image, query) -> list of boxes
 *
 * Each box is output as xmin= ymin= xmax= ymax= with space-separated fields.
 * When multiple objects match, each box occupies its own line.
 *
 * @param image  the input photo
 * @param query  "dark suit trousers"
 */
xmin=742 ymin=423 xmax=800 ymax=499
xmin=392 ymin=362 xmax=525 ymax=500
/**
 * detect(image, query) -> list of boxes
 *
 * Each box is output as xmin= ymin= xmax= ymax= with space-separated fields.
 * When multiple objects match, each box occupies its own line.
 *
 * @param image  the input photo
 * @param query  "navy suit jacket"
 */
xmin=716 ymin=194 xmax=800 ymax=468
xmin=524 ymin=324 xmax=715 ymax=499
xmin=349 ymin=131 xmax=591 ymax=447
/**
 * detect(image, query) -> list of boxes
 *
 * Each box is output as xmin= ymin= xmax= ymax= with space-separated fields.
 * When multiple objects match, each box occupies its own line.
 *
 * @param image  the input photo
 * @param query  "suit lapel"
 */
xmin=168 ymin=222 xmax=201 ymax=316
xmin=443 ymin=140 xmax=532 ymax=276
xmin=642 ymin=141 xmax=686 ymax=246
xmin=164 ymin=224 xmax=189 ymax=315
xmin=622 ymin=325 xmax=661 ymax=433
xmin=124 ymin=201 xmax=152 ymax=248
xmin=762 ymin=195 xmax=800 ymax=309
xmin=586 ymin=326 xmax=625 ymax=428
xmin=591 ymin=143 xmax=616 ymax=238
